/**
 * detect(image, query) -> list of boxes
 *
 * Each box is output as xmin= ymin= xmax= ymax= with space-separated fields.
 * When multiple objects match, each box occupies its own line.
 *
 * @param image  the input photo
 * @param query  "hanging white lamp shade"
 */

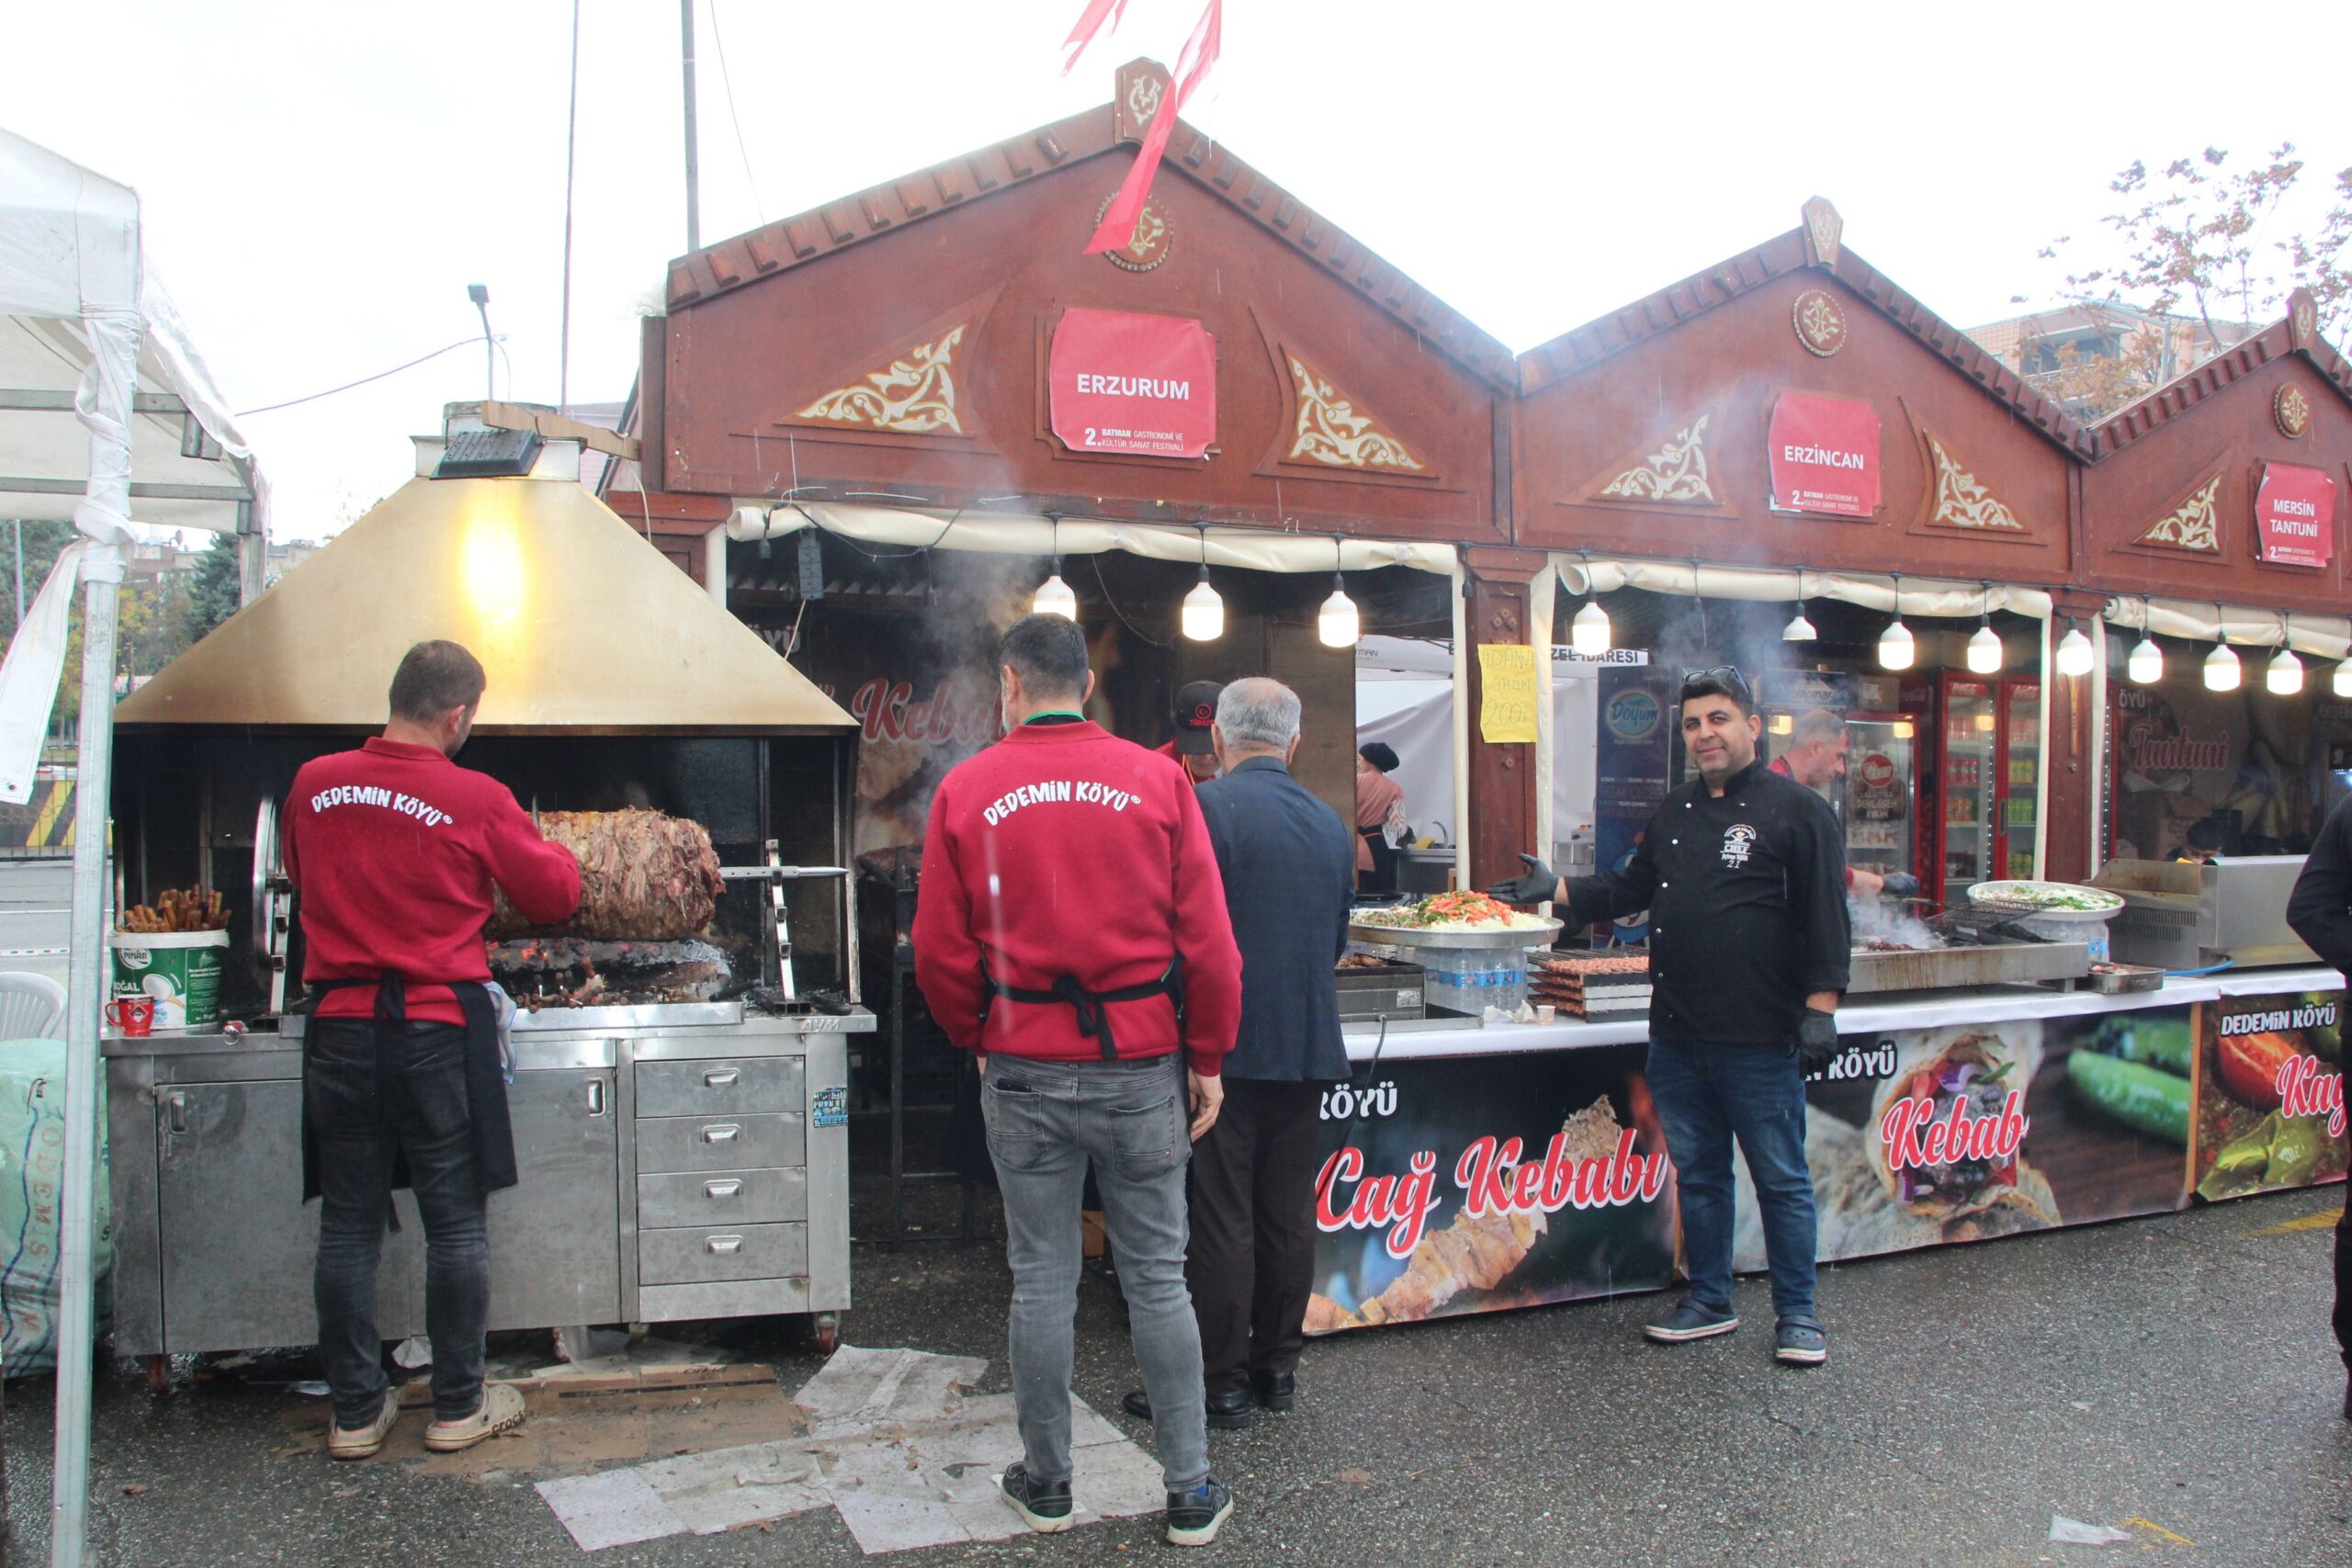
xmin=2127 ymin=636 xmax=2163 ymax=684
xmin=1181 ymin=569 xmax=1223 ymax=642
xmin=1317 ymin=579 xmax=1360 ymax=649
xmin=1570 ymin=597 xmax=1611 ymax=656
xmin=1033 ymin=564 xmax=1078 ymax=620
xmin=2054 ymin=625 xmax=2095 ymax=678
xmin=1965 ymin=624 xmax=2003 ymax=674
xmin=1877 ymin=616 xmax=1914 ymax=671
xmin=2204 ymin=640 xmax=2240 ymax=692
xmin=1781 ymin=605 xmax=1817 ymax=642
xmin=2335 ymin=660 xmax=2352 ymax=699
xmin=2267 ymin=646 xmax=2304 ymax=695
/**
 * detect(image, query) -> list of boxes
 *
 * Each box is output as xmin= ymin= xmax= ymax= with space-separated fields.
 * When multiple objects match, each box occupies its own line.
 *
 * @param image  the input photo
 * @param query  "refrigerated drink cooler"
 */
xmin=1930 ymin=673 xmax=2041 ymax=903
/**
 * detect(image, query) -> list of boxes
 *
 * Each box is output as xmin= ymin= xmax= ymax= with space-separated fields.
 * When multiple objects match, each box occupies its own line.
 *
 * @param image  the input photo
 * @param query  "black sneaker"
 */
xmin=1000 ymin=1463 xmax=1074 ymax=1533
xmin=1642 ymin=1296 xmax=1740 ymax=1343
xmin=1166 ymin=1478 xmax=1233 ymax=1547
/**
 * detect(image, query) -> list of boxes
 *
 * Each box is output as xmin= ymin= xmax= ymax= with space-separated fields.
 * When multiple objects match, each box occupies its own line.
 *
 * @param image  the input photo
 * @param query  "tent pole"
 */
xmin=49 ymin=309 xmax=139 ymax=1568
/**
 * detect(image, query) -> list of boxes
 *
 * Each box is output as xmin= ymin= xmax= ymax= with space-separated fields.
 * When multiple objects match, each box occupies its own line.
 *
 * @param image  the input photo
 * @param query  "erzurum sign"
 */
xmin=1048 ymin=307 xmax=1217 ymax=459
xmin=2254 ymin=462 xmax=2335 ymax=568
xmin=1768 ymin=392 xmax=1881 ymax=517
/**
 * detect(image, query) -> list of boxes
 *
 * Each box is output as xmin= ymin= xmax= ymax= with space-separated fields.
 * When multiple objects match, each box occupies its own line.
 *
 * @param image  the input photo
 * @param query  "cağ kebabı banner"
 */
xmin=2193 ymin=988 xmax=2348 ymax=1201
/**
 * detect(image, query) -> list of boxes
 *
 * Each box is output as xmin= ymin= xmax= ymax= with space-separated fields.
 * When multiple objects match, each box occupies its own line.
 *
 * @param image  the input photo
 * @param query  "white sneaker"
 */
xmin=423 ymin=1383 xmax=527 ymax=1453
xmin=327 ymin=1398 xmax=401 ymax=1461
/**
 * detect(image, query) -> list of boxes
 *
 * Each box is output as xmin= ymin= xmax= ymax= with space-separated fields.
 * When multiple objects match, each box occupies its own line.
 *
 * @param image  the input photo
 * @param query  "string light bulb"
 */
xmin=2055 ymin=620 xmax=2094 ymax=678
xmin=1317 ymin=536 xmax=1359 ymax=649
xmin=1964 ymin=584 xmax=2001 ymax=673
xmin=2268 ymin=615 xmax=2303 ymax=695
xmin=1782 ymin=568 xmax=1816 ymax=642
xmin=1033 ymin=514 xmax=1077 ymax=619
xmin=2128 ymin=596 xmax=2162 ymax=684
xmin=2334 ymin=660 xmax=2352 ymax=698
xmin=1571 ymin=553 xmax=1611 ymax=655
xmin=1876 ymin=574 xmax=1913 ymax=671
xmin=2204 ymin=605 xmax=2240 ymax=692
xmin=1181 ymin=526 xmax=1222 ymax=641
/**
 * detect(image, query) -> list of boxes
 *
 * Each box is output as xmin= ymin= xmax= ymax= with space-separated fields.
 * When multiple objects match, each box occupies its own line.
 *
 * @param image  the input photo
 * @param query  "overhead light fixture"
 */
xmin=1570 ymin=552 xmax=1611 ymax=655
xmin=2268 ymin=614 xmax=2303 ymax=695
xmin=2204 ymin=605 xmax=2240 ymax=692
xmin=1876 ymin=573 xmax=1913 ymax=671
xmin=1318 ymin=535 xmax=1360 ymax=649
xmin=1034 ymin=514 xmax=1077 ymax=620
xmin=1965 ymin=583 xmax=2001 ymax=674
xmin=2055 ymin=619 xmax=2094 ymax=679
xmin=2128 ymin=595 xmax=2163 ymax=684
xmin=2335 ymin=660 xmax=2352 ymax=699
xmin=1181 ymin=525 xmax=1223 ymax=641
xmin=1782 ymin=568 xmax=1816 ymax=642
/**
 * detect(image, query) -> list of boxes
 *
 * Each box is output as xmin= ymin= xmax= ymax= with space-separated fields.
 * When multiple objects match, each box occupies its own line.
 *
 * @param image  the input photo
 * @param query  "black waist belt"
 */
xmin=981 ymin=954 xmax=1186 ymax=1061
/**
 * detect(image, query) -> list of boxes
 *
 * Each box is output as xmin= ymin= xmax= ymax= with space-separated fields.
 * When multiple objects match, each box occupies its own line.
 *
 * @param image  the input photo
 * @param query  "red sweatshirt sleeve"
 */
xmin=478 ymin=786 xmax=583 ymax=925
xmin=910 ymin=773 xmax=988 ymax=1055
xmin=1167 ymin=776 xmax=1241 ymax=1077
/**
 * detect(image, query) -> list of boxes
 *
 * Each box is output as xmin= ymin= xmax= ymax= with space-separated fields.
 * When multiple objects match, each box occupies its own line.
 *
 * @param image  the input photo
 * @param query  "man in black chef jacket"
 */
xmin=2282 ymin=803 xmax=2352 ymax=1420
xmin=1490 ymin=667 xmax=1849 ymax=1365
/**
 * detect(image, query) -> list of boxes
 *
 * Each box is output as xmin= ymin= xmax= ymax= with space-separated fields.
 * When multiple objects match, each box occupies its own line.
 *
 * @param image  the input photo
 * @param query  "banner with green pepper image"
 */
xmin=2191 ymin=990 xmax=2348 ymax=1201
xmin=1733 ymin=999 xmax=2201 ymax=1269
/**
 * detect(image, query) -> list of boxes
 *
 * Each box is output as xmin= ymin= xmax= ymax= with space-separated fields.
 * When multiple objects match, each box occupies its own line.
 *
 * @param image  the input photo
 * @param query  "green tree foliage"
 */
xmin=186 ymin=533 xmax=242 ymax=642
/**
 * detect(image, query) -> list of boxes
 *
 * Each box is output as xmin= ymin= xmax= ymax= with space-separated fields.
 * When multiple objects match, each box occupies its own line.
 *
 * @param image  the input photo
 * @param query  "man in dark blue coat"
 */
xmin=1125 ymin=678 xmax=1355 ymax=1432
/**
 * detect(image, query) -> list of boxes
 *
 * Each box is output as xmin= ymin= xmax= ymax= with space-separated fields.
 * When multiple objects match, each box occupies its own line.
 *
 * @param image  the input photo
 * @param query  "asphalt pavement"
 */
xmin=4 ymin=1156 xmax=2346 ymax=1568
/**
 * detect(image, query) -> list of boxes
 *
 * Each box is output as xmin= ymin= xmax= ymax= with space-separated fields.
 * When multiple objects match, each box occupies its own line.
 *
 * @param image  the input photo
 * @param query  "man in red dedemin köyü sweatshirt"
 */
xmin=915 ymin=614 xmax=1242 ymax=1548
xmin=285 ymin=640 xmax=581 ymax=1462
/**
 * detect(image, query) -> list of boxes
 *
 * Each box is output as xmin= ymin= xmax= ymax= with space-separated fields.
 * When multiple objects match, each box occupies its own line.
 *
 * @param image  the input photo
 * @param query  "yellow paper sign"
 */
xmin=1476 ymin=643 xmax=1540 ymax=744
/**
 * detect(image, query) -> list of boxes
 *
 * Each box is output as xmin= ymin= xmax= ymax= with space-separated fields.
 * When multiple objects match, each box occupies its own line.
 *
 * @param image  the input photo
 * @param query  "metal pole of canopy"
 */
xmin=49 ymin=309 xmax=140 ymax=1568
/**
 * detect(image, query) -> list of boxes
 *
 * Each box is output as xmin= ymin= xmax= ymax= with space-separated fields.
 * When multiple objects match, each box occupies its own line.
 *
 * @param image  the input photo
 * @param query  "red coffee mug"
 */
xmin=105 ymin=997 xmax=154 ymax=1037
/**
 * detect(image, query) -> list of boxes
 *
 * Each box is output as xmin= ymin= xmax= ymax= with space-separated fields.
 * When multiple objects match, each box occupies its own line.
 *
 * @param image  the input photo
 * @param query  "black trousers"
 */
xmin=1185 ymin=1078 xmax=1325 ymax=1397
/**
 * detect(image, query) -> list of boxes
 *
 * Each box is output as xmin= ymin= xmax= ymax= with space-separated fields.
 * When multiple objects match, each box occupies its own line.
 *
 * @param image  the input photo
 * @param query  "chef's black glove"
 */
xmin=1881 ymin=872 xmax=1921 ymax=899
xmin=1794 ymin=1008 xmax=1839 ymax=1075
xmin=1486 ymin=853 xmax=1561 ymax=907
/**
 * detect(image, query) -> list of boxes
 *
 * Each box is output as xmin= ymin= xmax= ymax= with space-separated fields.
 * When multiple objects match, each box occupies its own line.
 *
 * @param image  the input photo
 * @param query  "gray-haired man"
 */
xmin=1124 ymin=678 xmax=1356 ymax=1429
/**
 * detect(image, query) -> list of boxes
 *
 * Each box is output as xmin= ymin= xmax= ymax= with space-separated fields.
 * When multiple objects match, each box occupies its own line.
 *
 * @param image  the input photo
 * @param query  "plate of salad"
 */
xmin=1351 ymin=891 xmax=1562 ymax=948
xmin=1965 ymin=880 xmax=2124 ymax=921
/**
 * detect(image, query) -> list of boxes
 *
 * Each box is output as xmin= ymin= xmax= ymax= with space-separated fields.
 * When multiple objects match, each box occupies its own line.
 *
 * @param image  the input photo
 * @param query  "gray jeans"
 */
xmin=981 ymin=1051 xmax=1207 ymax=1495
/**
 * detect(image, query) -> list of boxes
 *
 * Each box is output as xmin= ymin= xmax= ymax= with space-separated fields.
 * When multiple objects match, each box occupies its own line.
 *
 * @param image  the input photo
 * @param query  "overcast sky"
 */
xmin=12 ymin=0 xmax=2352 ymax=539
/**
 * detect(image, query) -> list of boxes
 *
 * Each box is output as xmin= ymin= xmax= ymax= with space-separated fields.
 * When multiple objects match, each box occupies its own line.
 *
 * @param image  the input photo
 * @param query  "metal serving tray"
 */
xmin=1349 ymin=917 xmax=1564 ymax=951
xmin=1845 ymin=940 xmax=2093 ymax=994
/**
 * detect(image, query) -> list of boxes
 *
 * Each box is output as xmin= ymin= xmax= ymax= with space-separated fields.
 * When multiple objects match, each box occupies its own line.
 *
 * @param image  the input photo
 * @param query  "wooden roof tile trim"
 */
xmin=661 ymin=62 xmax=1519 ymax=392
xmin=2090 ymin=291 xmax=2352 ymax=457
xmin=1516 ymin=214 xmax=2098 ymax=458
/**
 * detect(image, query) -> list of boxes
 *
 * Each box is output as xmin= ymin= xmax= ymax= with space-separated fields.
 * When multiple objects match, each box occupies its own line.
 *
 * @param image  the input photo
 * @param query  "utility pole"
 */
xmin=681 ymin=0 xmax=702 ymax=253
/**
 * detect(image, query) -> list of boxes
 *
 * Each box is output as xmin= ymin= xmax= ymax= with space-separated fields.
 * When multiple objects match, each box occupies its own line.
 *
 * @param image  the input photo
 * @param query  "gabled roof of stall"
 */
xmin=117 ymin=472 xmax=853 ymax=733
xmin=1516 ymin=198 xmax=2098 ymax=458
xmin=2090 ymin=288 xmax=2352 ymax=457
xmin=659 ymin=60 xmax=1519 ymax=392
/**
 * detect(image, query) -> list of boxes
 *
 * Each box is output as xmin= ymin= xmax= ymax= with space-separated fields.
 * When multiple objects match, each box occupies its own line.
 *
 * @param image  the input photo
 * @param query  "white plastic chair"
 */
xmin=0 ymin=972 xmax=67 ymax=1040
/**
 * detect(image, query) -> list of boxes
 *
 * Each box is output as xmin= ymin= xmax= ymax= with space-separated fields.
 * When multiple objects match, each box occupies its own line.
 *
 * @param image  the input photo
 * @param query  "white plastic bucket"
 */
xmin=107 ymin=929 xmax=230 ymax=1030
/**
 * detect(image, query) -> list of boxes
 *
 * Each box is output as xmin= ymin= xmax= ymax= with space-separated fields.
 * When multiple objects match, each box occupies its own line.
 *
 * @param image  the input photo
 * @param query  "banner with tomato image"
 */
xmin=2192 ymin=989 xmax=2349 ymax=1201
xmin=1306 ymin=1044 xmax=1674 ymax=1335
xmin=1733 ymin=1003 xmax=2200 ymax=1269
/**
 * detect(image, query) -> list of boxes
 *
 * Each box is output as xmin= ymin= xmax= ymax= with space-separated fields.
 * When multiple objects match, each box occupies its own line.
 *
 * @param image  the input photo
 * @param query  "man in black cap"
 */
xmin=1155 ymin=681 xmax=1226 ymax=787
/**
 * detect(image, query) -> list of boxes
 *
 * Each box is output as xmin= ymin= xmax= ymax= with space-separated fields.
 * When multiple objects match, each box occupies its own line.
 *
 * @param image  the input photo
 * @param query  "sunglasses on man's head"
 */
xmin=1679 ymin=665 xmax=1752 ymax=705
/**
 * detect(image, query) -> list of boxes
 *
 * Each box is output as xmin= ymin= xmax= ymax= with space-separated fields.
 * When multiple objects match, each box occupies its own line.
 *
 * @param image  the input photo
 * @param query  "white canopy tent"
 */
xmin=0 ymin=126 xmax=261 ymax=1568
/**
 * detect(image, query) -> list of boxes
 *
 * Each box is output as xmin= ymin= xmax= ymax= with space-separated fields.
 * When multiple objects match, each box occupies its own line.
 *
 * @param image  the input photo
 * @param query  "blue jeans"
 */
xmin=307 ymin=1019 xmax=492 ymax=1427
xmin=1646 ymin=1036 xmax=1818 ymax=1321
xmin=981 ymin=1052 xmax=1208 ymax=1495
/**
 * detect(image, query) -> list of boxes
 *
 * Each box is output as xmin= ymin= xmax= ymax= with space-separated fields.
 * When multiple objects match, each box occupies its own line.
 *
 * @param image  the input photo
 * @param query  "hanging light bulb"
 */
xmin=2127 ymin=595 xmax=2162 ymax=683
xmin=1181 ymin=526 xmax=1222 ymax=641
xmin=1782 ymin=568 xmax=1816 ymax=642
xmin=1964 ymin=584 xmax=2001 ymax=673
xmin=2267 ymin=615 xmax=2302 ymax=694
xmin=2055 ymin=620 xmax=2095 ymax=678
xmin=1317 ymin=536 xmax=1359 ymax=648
xmin=1033 ymin=514 xmax=1077 ymax=619
xmin=2334 ymin=660 xmax=2352 ymax=698
xmin=1570 ymin=598 xmax=1611 ymax=656
xmin=2204 ymin=638 xmax=2241 ymax=693
xmin=1876 ymin=574 xmax=1913 ymax=670
xmin=1033 ymin=559 xmax=1078 ymax=620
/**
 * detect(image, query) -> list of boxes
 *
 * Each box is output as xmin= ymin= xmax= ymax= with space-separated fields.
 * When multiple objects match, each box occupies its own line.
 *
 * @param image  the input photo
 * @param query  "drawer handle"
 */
xmin=706 ymin=1179 xmax=743 ymax=1200
xmin=703 ymin=1067 xmax=740 ymax=1088
xmin=702 ymin=1124 xmax=741 ymax=1144
xmin=707 ymin=1235 xmax=743 ymax=1255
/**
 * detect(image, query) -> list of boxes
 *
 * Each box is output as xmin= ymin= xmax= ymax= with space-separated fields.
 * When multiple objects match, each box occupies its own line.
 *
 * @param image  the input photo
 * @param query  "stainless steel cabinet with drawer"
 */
xmin=636 ymin=1056 xmax=802 ymax=1119
xmin=638 ymin=1167 xmax=807 ymax=1229
xmin=640 ymin=1222 xmax=809 ymax=1285
xmin=634 ymin=1112 xmax=804 ymax=1173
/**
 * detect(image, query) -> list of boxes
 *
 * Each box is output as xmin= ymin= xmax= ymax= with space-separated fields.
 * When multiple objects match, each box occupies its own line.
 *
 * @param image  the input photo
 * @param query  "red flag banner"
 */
xmin=1060 ymin=0 xmax=1131 ymax=74
xmin=1766 ymin=391 xmax=1882 ymax=518
xmin=2254 ymin=462 xmax=2336 ymax=568
xmin=1083 ymin=0 xmax=1221 ymax=256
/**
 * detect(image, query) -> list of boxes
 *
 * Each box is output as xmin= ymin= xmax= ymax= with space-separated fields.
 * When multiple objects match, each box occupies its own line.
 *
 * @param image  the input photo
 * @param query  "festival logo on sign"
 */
xmin=1768 ymin=392 xmax=1882 ymax=518
xmin=1047 ymin=308 xmax=1217 ymax=459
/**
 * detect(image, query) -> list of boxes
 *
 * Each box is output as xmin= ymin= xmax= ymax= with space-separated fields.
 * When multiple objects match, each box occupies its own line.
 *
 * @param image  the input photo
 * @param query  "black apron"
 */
xmin=298 ymin=974 xmax=516 ymax=1203
xmin=1359 ymin=827 xmax=1399 ymax=894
